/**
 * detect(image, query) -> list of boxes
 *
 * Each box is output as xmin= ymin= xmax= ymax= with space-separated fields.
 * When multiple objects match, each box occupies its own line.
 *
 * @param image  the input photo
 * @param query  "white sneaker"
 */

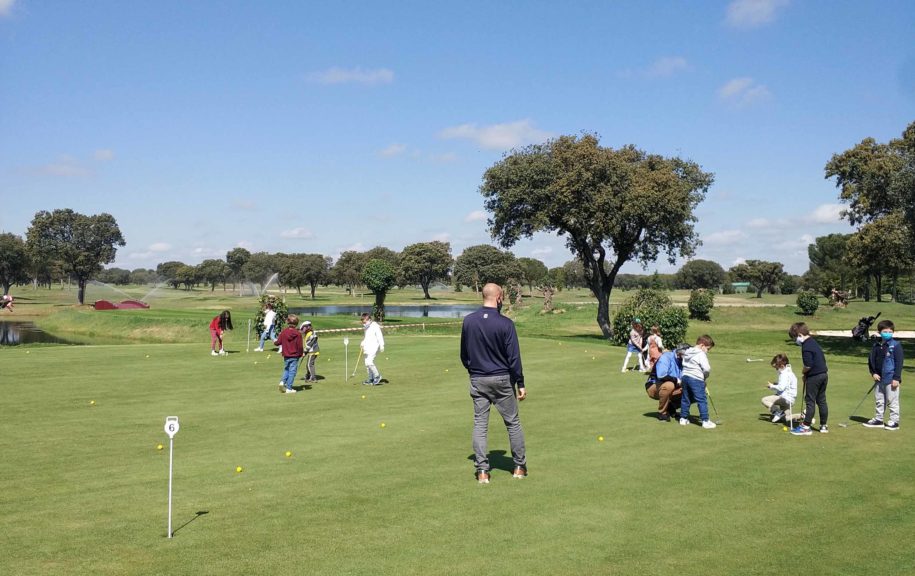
xmin=702 ymin=420 xmax=717 ymax=429
xmin=219 ymin=349 xmax=227 ymax=355
xmin=771 ymin=410 xmax=784 ymax=423
xmin=284 ymin=388 xmax=297 ymax=394
xmin=211 ymin=351 xmax=219 ymax=356
xmin=679 ymin=418 xmax=689 ymax=426
xmin=255 ymin=348 xmax=264 ymax=352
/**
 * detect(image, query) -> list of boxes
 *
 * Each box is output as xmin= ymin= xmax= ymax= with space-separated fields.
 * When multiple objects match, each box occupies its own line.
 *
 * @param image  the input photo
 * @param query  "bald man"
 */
xmin=460 ymin=283 xmax=527 ymax=484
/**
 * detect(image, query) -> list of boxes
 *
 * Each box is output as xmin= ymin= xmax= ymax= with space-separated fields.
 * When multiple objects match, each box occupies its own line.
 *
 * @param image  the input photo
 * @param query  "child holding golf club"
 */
xmin=645 ymin=324 xmax=663 ymax=371
xmin=621 ymin=319 xmax=646 ymax=373
xmin=788 ymin=322 xmax=829 ymax=435
xmin=761 ymin=353 xmax=797 ymax=423
xmin=256 ymin=302 xmax=277 ymax=352
xmin=864 ymin=319 xmax=903 ymax=430
xmin=360 ymin=312 xmax=385 ymax=385
xmin=679 ymin=335 xmax=717 ymax=429
xmin=275 ymin=314 xmax=304 ymax=394
xmin=209 ymin=310 xmax=233 ymax=356
xmin=299 ymin=320 xmax=320 ymax=383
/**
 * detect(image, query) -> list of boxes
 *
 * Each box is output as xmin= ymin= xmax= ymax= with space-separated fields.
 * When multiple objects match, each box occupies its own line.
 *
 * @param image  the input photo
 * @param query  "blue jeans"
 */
xmin=680 ymin=375 xmax=709 ymax=421
xmin=281 ymin=357 xmax=299 ymax=389
xmin=259 ymin=324 xmax=276 ymax=349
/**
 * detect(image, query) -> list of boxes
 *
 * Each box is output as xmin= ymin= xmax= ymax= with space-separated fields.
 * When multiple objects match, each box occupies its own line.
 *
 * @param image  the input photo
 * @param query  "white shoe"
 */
xmin=219 ymin=349 xmax=227 ymax=355
xmin=679 ymin=418 xmax=689 ymax=426
xmin=255 ymin=348 xmax=264 ymax=352
xmin=211 ymin=351 xmax=219 ymax=356
xmin=284 ymin=387 xmax=297 ymax=394
xmin=702 ymin=420 xmax=717 ymax=429
xmin=771 ymin=410 xmax=784 ymax=423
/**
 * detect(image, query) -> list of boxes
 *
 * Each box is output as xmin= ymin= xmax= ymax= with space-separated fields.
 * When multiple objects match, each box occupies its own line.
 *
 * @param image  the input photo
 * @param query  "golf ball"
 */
xmin=89 ymin=400 xmax=95 ymax=405
xmin=157 ymin=444 xmax=164 ymax=450
xmin=380 ymin=422 xmax=386 ymax=428
xmin=26 ymin=350 xmax=30 ymax=354
xmin=782 ymin=426 xmax=788 ymax=431
xmin=361 ymin=395 xmax=366 ymax=399
xmin=235 ymin=466 xmax=243 ymax=473
xmin=254 ymin=361 xmax=258 ymax=365
xmin=285 ymin=451 xmax=292 ymax=458
xmin=267 ymin=354 xmax=271 ymax=359
xmin=146 ymin=355 xmax=150 ymax=358
xmin=598 ymin=436 xmax=604 ymax=442
xmin=592 ymin=356 xmax=596 ymax=360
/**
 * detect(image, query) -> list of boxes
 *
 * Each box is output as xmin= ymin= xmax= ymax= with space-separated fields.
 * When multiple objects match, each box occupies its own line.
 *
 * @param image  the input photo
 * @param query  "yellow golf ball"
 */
xmin=254 ymin=361 xmax=258 ymax=365
xmin=156 ymin=444 xmax=164 ymax=451
xmin=26 ymin=350 xmax=30 ymax=354
xmin=598 ymin=436 xmax=604 ymax=442
xmin=146 ymin=355 xmax=150 ymax=358
xmin=361 ymin=395 xmax=366 ymax=399
xmin=89 ymin=400 xmax=95 ymax=405
xmin=267 ymin=354 xmax=271 ymax=359
xmin=235 ymin=466 xmax=243 ymax=473
xmin=592 ymin=356 xmax=596 ymax=360
xmin=285 ymin=451 xmax=292 ymax=458
xmin=782 ymin=426 xmax=788 ymax=431
xmin=380 ymin=422 xmax=386 ymax=428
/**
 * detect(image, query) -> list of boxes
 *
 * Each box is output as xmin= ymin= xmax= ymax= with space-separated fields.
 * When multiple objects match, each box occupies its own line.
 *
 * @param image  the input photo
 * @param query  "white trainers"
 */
xmin=679 ymin=418 xmax=689 ymax=426
xmin=219 ymin=349 xmax=227 ymax=355
xmin=284 ymin=387 xmax=297 ymax=394
xmin=255 ymin=348 xmax=264 ymax=352
xmin=702 ymin=420 xmax=717 ymax=429
xmin=771 ymin=410 xmax=784 ymax=423
xmin=211 ymin=351 xmax=219 ymax=356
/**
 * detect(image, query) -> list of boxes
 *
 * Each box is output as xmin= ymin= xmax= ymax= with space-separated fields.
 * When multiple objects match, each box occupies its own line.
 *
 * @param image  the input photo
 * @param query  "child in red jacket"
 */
xmin=274 ymin=314 xmax=304 ymax=394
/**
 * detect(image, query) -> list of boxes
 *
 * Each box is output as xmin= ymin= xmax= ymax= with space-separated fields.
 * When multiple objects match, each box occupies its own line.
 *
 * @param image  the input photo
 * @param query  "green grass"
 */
xmin=3 ymin=290 xmax=915 ymax=574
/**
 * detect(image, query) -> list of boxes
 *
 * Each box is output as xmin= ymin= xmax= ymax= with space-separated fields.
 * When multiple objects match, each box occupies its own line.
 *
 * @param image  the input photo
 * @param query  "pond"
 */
xmin=0 ymin=321 xmax=71 ymax=346
xmin=289 ymin=304 xmax=479 ymax=318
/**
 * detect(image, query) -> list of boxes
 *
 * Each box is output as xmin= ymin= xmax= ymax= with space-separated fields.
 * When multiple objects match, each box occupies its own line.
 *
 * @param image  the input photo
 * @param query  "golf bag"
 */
xmin=851 ymin=312 xmax=881 ymax=342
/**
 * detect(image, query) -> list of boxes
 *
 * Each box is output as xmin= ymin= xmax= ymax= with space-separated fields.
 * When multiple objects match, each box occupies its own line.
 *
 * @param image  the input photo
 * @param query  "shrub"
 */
xmin=796 ymin=291 xmax=820 ymax=315
xmin=721 ymin=282 xmax=736 ymax=295
xmin=612 ymin=288 xmax=689 ymax=346
xmin=688 ymin=289 xmax=715 ymax=321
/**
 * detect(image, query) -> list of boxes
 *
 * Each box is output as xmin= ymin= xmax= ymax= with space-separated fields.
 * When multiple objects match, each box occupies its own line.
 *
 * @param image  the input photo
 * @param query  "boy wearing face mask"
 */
xmin=788 ymin=322 xmax=829 ymax=435
xmin=865 ymin=320 xmax=903 ymax=431
xmin=762 ymin=353 xmax=798 ymax=423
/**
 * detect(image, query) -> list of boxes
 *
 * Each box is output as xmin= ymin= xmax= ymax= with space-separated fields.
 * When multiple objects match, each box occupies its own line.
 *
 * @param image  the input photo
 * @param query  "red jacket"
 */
xmin=275 ymin=326 xmax=304 ymax=358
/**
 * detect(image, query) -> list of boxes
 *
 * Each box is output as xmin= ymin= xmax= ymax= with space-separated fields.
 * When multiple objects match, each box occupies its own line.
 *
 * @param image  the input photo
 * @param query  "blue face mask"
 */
xmin=881 ymin=331 xmax=893 ymax=341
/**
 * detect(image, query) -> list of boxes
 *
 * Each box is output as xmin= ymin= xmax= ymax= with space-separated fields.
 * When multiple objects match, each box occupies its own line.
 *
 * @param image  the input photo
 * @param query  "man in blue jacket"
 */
xmin=645 ymin=347 xmax=684 ymax=421
xmin=460 ymin=283 xmax=526 ymax=484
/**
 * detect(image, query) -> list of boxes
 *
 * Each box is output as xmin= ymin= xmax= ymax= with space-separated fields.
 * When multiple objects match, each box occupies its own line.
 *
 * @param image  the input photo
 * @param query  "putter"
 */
xmin=838 ymin=381 xmax=879 ymax=428
xmin=746 ymin=358 xmax=764 ymax=363
xmin=705 ymin=386 xmax=722 ymax=425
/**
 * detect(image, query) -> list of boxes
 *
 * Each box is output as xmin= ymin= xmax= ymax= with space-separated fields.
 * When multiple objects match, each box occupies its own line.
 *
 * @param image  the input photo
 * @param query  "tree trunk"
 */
xmin=373 ymin=292 xmax=386 ymax=322
xmin=876 ymin=273 xmax=883 ymax=302
xmin=77 ymin=278 xmax=87 ymax=305
xmin=310 ymin=282 xmax=317 ymax=299
xmin=421 ymin=280 xmax=431 ymax=299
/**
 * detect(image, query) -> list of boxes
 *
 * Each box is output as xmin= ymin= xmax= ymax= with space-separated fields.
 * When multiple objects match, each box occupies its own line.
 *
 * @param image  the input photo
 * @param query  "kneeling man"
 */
xmin=645 ymin=348 xmax=683 ymax=421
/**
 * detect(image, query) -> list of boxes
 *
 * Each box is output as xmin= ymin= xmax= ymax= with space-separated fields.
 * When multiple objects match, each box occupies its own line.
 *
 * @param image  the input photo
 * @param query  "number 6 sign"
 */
xmin=164 ymin=416 xmax=180 ymax=438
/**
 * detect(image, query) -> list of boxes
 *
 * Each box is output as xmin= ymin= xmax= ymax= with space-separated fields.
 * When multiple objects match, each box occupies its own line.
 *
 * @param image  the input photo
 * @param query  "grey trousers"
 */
xmin=470 ymin=375 xmax=526 ymax=471
xmin=875 ymin=381 xmax=901 ymax=424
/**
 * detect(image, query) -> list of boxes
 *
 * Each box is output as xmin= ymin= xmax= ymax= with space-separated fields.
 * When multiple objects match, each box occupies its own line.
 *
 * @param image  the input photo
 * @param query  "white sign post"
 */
xmin=164 ymin=416 xmax=180 ymax=538
xmin=343 ymin=337 xmax=350 ymax=383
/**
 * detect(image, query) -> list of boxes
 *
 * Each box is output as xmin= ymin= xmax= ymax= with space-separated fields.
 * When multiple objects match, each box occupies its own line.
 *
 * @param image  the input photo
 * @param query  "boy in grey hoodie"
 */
xmin=679 ymin=335 xmax=717 ymax=429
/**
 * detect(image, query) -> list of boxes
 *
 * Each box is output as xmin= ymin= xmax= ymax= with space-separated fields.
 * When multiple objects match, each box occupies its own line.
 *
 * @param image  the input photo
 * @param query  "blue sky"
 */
xmin=1 ymin=0 xmax=913 ymax=275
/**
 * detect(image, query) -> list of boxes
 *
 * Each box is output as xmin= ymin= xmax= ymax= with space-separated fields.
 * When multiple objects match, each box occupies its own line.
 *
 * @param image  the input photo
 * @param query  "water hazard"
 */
xmin=0 ymin=321 xmax=71 ymax=346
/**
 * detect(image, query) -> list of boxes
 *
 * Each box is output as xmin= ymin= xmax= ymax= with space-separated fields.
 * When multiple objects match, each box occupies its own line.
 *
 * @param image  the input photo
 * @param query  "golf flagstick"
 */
xmin=839 ymin=381 xmax=879 ymax=427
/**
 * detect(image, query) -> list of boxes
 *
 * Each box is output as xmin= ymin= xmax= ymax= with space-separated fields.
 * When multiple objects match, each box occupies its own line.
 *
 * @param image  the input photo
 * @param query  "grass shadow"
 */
xmin=466 ymin=450 xmax=515 ymax=473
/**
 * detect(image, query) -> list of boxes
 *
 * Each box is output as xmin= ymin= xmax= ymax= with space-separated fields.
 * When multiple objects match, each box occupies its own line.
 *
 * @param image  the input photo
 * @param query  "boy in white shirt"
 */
xmin=360 ymin=312 xmax=385 ymax=385
xmin=762 ymin=353 xmax=798 ymax=423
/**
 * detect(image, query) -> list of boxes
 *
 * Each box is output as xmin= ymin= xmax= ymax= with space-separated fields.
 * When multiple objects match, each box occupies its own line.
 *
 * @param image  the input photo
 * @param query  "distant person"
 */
xmin=275 ymin=314 xmax=304 ymax=394
xmin=360 ymin=313 xmax=385 ymax=385
xmin=864 ymin=319 xmax=903 ymax=431
xmin=645 ymin=346 xmax=683 ymax=421
xmin=679 ymin=335 xmax=717 ymax=429
xmin=256 ymin=302 xmax=277 ymax=352
xmin=0 ymin=294 xmax=13 ymax=312
xmin=299 ymin=320 xmax=320 ymax=383
xmin=645 ymin=324 xmax=664 ymax=371
xmin=621 ymin=319 xmax=646 ymax=373
xmin=788 ymin=322 xmax=829 ymax=436
xmin=209 ymin=310 xmax=233 ymax=356
xmin=762 ymin=353 xmax=798 ymax=423
xmin=460 ymin=283 xmax=527 ymax=484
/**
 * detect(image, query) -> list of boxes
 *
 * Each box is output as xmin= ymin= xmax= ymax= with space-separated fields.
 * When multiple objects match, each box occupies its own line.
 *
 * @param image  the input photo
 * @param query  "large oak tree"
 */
xmin=480 ymin=134 xmax=713 ymax=338
xmin=398 ymin=241 xmax=452 ymax=299
xmin=26 ymin=209 xmax=125 ymax=305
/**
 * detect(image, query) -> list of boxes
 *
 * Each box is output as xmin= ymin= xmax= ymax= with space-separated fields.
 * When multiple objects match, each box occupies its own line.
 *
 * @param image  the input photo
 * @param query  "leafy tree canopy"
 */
xmin=729 ymin=260 xmax=786 ymax=298
xmin=453 ymin=245 xmax=522 ymax=292
xmin=399 ymin=241 xmax=452 ymax=299
xmin=675 ymin=259 xmax=726 ymax=290
xmin=363 ymin=258 xmax=397 ymax=320
xmin=0 ymin=232 xmax=31 ymax=295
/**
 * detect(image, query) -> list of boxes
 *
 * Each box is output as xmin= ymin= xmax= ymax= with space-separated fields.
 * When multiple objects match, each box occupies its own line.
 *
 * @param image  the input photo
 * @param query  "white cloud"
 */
xmin=236 ymin=241 xmax=255 ymax=250
xmin=149 ymin=242 xmax=171 ymax=252
xmin=746 ymin=218 xmax=771 ymax=229
xmin=378 ymin=143 xmax=406 ymax=157
xmin=806 ymin=203 xmax=844 ymax=224
xmin=430 ymin=152 xmax=459 ymax=163
xmin=704 ymin=230 xmax=746 ymax=245
xmin=0 ymin=0 xmax=15 ymax=18
xmin=280 ymin=227 xmax=315 ymax=239
xmin=35 ymin=156 xmax=92 ymax=178
xmin=646 ymin=56 xmax=690 ymax=78
xmin=725 ymin=0 xmax=789 ymax=28
xmin=439 ymin=119 xmax=552 ymax=151
xmin=465 ymin=210 xmax=486 ymax=222
xmin=718 ymin=77 xmax=772 ymax=107
xmin=308 ymin=66 xmax=394 ymax=86
xmin=531 ymin=246 xmax=553 ymax=257
xmin=431 ymin=232 xmax=451 ymax=243
xmin=93 ymin=149 xmax=115 ymax=161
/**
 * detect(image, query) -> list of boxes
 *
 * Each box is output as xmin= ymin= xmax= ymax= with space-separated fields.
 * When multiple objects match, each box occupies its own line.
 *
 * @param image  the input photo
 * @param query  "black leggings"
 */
xmin=803 ymin=372 xmax=828 ymax=426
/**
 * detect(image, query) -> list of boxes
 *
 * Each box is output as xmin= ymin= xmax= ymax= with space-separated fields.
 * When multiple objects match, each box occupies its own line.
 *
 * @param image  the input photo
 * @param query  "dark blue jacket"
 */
xmin=460 ymin=306 xmax=524 ymax=387
xmin=869 ymin=338 xmax=903 ymax=383
xmin=801 ymin=337 xmax=828 ymax=377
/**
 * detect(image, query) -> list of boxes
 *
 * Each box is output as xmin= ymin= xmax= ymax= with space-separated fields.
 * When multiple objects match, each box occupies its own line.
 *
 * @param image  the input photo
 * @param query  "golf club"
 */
xmin=351 ymin=347 xmax=363 ymax=380
xmin=705 ymin=386 xmax=722 ymax=425
xmin=838 ymin=381 xmax=879 ymax=428
xmin=746 ymin=358 xmax=764 ymax=363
